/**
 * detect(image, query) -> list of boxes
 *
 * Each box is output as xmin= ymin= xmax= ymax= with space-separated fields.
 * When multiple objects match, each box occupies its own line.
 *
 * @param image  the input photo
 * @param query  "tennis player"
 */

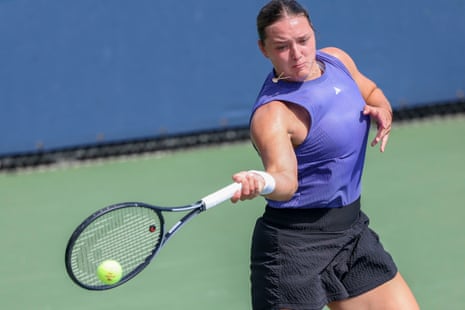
xmin=231 ymin=1 xmax=419 ymax=309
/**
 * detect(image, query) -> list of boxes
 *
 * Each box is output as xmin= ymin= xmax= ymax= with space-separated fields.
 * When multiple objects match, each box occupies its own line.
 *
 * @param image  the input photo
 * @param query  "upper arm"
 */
xmin=250 ymin=101 xmax=301 ymax=199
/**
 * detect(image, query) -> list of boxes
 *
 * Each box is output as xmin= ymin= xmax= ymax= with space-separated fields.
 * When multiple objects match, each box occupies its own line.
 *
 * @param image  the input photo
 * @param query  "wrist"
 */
xmin=248 ymin=170 xmax=276 ymax=195
xmin=368 ymin=88 xmax=393 ymax=116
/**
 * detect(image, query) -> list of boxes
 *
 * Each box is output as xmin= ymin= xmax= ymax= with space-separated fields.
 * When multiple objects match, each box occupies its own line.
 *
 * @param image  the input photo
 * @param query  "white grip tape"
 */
xmin=248 ymin=170 xmax=276 ymax=195
xmin=201 ymin=182 xmax=242 ymax=210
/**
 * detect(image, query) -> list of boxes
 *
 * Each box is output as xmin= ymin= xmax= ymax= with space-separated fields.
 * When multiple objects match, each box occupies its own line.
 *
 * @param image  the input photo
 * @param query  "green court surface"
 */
xmin=0 ymin=117 xmax=464 ymax=309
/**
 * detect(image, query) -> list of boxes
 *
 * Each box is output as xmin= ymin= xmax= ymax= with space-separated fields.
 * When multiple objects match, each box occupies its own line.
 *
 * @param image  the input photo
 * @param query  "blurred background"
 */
xmin=1 ymin=0 xmax=464 ymax=166
xmin=1 ymin=1 xmax=464 ymax=309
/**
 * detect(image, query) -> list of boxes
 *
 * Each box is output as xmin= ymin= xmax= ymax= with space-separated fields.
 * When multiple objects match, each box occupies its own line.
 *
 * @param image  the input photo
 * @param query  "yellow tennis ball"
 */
xmin=96 ymin=260 xmax=123 ymax=285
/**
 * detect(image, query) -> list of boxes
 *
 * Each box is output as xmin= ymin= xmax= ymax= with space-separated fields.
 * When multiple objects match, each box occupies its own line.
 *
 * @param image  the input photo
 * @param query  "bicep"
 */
xmin=251 ymin=102 xmax=297 ymax=173
xmin=250 ymin=102 xmax=299 ymax=199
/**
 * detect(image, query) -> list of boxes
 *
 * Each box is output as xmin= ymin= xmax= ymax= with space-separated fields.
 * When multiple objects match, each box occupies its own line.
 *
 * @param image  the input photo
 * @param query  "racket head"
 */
xmin=65 ymin=202 xmax=165 ymax=290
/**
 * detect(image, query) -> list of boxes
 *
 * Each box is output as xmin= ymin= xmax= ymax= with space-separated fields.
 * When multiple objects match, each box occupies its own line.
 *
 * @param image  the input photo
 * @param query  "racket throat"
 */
xmin=163 ymin=208 xmax=202 ymax=246
xmin=167 ymin=221 xmax=183 ymax=236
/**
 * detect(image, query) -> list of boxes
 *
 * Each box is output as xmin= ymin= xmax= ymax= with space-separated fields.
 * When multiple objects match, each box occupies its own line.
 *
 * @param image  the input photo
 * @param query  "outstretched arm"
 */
xmin=231 ymin=101 xmax=306 ymax=203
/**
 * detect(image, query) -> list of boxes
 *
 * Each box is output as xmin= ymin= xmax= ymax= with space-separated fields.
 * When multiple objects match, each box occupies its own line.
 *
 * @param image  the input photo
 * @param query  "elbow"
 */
xmin=287 ymin=181 xmax=299 ymax=200
xmin=269 ymin=179 xmax=298 ymax=201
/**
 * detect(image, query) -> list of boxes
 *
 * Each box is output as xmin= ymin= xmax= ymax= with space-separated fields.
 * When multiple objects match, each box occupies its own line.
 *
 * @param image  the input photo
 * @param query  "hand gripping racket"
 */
xmin=65 ymin=182 xmax=241 ymax=290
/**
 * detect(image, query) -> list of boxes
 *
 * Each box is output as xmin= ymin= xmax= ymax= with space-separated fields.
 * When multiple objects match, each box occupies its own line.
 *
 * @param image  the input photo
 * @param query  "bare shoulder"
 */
xmin=320 ymin=46 xmax=358 ymax=75
xmin=252 ymin=101 xmax=309 ymax=147
xmin=321 ymin=47 xmax=379 ymax=102
xmin=253 ymin=100 xmax=306 ymax=122
xmin=250 ymin=101 xmax=292 ymax=148
xmin=252 ymin=101 xmax=292 ymax=125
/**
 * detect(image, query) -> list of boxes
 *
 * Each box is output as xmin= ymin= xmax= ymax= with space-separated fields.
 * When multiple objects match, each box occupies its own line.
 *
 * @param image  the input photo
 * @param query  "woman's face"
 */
xmin=259 ymin=15 xmax=318 ymax=82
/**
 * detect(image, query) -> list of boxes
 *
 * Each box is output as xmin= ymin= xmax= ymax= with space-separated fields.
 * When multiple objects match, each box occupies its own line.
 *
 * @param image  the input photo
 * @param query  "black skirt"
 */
xmin=250 ymin=198 xmax=398 ymax=310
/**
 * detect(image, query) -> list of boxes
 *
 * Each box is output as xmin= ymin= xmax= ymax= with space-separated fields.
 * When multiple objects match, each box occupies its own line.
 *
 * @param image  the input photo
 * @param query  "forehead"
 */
xmin=265 ymin=15 xmax=313 ymax=41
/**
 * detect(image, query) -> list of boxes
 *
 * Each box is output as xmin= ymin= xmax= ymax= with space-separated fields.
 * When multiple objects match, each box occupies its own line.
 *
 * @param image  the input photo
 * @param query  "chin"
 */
xmin=295 ymin=74 xmax=310 ymax=82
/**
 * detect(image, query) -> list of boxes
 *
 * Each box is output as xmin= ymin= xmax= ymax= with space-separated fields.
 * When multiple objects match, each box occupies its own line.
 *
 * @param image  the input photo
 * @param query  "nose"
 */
xmin=290 ymin=42 xmax=302 ymax=60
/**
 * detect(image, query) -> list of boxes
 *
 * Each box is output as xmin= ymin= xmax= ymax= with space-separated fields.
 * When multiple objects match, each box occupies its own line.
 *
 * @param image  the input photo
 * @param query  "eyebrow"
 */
xmin=269 ymin=33 xmax=311 ymax=45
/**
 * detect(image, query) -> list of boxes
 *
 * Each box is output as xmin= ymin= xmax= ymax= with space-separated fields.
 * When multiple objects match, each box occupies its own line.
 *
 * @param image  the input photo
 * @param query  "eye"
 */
xmin=275 ymin=44 xmax=288 ymax=51
xmin=299 ymin=37 xmax=309 ymax=45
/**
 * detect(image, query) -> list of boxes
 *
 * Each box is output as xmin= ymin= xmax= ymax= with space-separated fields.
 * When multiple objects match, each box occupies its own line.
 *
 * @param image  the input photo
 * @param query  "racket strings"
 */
xmin=69 ymin=207 xmax=162 ymax=287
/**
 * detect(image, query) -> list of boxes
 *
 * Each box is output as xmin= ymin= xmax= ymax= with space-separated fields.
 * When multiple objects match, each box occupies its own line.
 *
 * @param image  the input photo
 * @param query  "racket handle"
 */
xmin=201 ymin=183 xmax=242 ymax=210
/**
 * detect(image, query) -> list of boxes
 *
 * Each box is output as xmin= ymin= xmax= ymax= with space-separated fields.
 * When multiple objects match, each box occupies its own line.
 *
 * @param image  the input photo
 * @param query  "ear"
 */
xmin=258 ymin=40 xmax=269 ymax=58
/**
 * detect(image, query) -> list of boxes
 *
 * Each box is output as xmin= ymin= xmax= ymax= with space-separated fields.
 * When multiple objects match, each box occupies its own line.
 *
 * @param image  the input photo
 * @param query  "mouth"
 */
xmin=293 ymin=62 xmax=308 ymax=71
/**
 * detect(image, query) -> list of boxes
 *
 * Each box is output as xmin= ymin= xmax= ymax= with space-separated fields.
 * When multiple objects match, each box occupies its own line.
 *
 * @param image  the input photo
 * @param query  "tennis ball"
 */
xmin=96 ymin=260 xmax=123 ymax=285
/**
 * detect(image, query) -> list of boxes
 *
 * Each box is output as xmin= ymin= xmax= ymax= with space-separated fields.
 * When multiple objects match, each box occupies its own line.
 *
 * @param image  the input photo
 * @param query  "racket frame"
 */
xmin=65 ymin=182 xmax=241 ymax=290
xmin=65 ymin=201 xmax=203 ymax=290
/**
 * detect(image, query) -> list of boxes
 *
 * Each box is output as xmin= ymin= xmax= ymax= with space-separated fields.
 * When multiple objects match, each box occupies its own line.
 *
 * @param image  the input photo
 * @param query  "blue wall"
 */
xmin=1 ymin=0 xmax=464 ymax=155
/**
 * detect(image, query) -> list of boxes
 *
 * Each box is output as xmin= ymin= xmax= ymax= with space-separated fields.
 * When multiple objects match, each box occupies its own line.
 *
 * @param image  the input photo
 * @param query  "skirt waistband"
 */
xmin=263 ymin=197 xmax=361 ymax=232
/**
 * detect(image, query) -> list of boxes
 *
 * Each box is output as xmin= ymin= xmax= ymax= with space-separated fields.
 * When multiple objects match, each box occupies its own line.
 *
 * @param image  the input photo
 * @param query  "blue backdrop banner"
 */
xmin=1 ymin=0 xmax=464 ymax=155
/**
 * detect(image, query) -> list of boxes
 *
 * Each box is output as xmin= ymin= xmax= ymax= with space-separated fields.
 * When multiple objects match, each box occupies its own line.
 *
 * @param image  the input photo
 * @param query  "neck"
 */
xmin=272 ymin=60 xmax=324 ymax=83
xmin=305 ymin=60 xmax=323 ymax=81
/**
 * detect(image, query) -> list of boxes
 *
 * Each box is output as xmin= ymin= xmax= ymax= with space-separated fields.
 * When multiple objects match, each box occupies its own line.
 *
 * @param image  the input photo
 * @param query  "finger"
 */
xmin=371 ymin=122 xmax=389 ymax=147
xmin=231 ymin=172 xmax=249 ymax=202
xmin=379 ymin=133 xmax=390 ymax=152
xmin=248 ymin=172 xmax=265 ymax=195
xmin=230 ymin=191 xmax=241 ymax=203
xmin=363 ymin=104 xmax=375 ymax=112
xmin=370 ymin=124 xmax=382 ymax=147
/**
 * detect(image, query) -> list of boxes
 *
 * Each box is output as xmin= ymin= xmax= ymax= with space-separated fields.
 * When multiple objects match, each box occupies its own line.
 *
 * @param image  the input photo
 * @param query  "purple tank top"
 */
xmin=251 ymin=51 xmax=370 ymax=208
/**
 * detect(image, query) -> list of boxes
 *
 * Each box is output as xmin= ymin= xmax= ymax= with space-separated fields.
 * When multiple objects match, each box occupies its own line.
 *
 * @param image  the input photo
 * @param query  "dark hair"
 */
xmin=257 ymin=0 xmax=313 ymax=43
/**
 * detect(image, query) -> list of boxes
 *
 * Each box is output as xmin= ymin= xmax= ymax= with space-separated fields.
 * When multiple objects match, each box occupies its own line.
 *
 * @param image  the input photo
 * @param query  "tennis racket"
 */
xmin=65 ymin=182 xmax=242 ymax=290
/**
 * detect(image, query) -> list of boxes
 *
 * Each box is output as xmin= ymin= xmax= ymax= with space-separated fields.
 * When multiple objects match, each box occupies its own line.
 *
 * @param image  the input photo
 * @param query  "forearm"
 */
xmin=362 ymin=86 xmax=393 ymax=152
xmin=262 ymin=169 xmax=298 ymax=201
